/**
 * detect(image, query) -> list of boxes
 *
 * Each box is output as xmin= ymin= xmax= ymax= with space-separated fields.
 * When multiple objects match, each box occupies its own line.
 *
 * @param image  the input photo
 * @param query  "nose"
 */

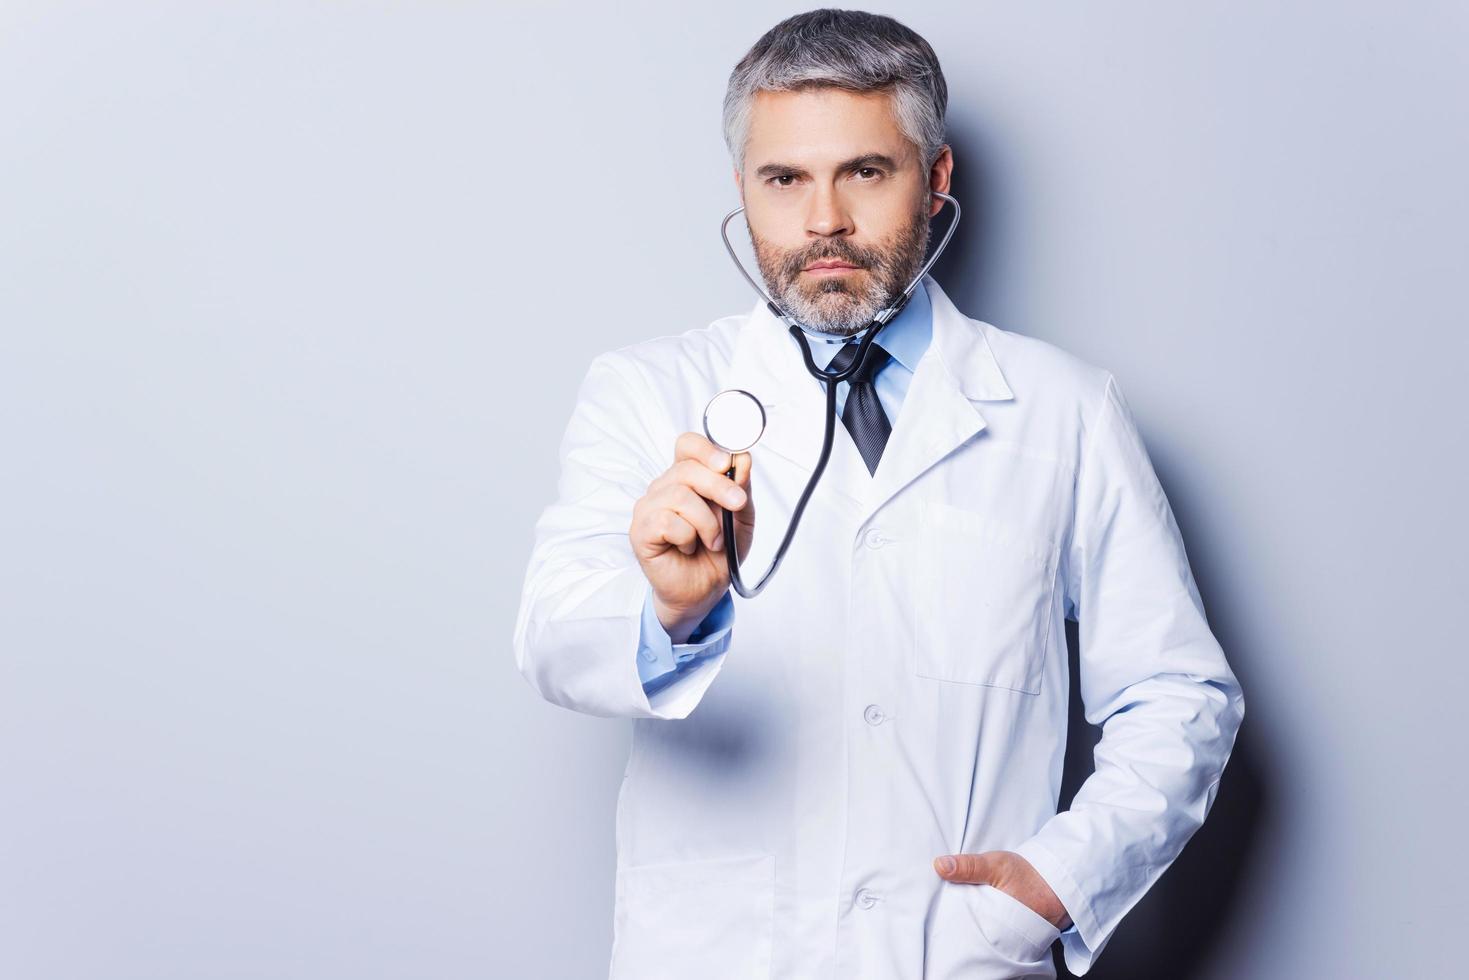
xmin=804 ymin=182 xmax=853 ymax=240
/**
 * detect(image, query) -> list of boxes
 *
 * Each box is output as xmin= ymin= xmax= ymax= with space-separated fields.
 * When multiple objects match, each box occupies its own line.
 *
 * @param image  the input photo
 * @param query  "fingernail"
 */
xmin=935 ymin=856 xmax=956 ymax=875
xmin=712 ymin=532 xmax=723 ymax=551
xmin=726 ymin=489 xmax=745 ymax=508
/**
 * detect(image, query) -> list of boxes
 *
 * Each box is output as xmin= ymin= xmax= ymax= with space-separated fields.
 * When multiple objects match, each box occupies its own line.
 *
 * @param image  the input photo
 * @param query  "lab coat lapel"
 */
xmin=859 ymin=275 xmax=1015 ymax=522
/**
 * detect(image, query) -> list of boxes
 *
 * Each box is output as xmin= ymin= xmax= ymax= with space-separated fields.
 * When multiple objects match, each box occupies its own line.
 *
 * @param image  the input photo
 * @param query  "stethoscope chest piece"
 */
xmin=703 ymin=388 xmax=766 ymax=454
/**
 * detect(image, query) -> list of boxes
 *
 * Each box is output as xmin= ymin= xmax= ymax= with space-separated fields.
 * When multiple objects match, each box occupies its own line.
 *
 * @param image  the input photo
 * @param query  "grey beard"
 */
xmin=756 ymin=209 xmax=931 ymax=337
xmin=774 ymin=276 xmax=891 ymax=337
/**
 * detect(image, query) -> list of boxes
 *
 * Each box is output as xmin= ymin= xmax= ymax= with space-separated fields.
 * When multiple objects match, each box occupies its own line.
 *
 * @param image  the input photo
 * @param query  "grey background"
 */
xmin=1 ymin=1 xmax=1464 ymax=977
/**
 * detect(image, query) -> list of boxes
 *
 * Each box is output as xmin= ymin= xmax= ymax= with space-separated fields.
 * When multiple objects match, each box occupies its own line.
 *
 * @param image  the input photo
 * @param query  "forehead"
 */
xmin=744 ymin=87 xmax=912 ymax=166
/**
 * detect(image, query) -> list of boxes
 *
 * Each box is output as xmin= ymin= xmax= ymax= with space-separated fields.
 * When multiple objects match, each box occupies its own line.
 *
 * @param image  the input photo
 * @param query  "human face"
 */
xmin=735 ymin=87 xmax=953 ymax=336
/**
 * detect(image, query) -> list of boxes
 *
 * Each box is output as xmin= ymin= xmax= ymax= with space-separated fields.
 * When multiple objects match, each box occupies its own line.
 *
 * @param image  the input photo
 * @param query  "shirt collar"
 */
xmin=803 ymin=277 xmax=933 ymax=375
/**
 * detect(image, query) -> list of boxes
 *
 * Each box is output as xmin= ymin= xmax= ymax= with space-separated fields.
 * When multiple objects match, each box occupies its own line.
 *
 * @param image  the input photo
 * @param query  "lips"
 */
xmin=804 ymin=260 xmax=861 ymax=272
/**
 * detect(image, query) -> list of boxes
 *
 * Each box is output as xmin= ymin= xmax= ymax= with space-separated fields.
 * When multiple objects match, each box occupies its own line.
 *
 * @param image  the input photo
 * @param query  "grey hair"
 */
xmin=722 ymin=8 xmax=948 ymax=176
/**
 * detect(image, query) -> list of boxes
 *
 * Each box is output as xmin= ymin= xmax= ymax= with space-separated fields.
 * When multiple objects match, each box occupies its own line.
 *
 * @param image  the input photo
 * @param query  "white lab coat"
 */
xmin=513 ymin=275 xmax=1244 ymax=979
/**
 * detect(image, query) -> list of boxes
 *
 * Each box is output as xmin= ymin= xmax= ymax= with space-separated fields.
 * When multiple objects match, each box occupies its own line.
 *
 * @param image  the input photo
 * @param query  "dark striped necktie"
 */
xmin=827 ymin=341 xmax=893 ymax=475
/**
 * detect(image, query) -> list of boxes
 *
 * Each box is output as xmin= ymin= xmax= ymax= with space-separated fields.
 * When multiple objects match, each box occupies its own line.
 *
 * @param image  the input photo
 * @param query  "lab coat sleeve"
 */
xmin=513 ymin=351 xmax=736 ymax=720
xmin=637 ymin=588 xmax=735 ymax=688
xmin=1010 ymin=373 xmax=1245 ymax=976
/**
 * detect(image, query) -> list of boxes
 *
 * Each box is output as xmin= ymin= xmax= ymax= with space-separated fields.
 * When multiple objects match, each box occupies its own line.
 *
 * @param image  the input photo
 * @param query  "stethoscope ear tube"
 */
xmin=716 ymin=191 xmax=961 ymax=598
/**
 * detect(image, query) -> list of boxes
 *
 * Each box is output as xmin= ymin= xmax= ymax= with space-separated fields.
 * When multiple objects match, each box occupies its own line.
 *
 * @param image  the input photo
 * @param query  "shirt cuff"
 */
xmin=636 ymin=588 xmax=734 ymax=687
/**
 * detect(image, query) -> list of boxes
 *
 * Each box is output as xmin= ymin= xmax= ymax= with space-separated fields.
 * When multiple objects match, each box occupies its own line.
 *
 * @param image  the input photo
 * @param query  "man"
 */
xmin=513 ymin=9 xmax=1244 ymax=979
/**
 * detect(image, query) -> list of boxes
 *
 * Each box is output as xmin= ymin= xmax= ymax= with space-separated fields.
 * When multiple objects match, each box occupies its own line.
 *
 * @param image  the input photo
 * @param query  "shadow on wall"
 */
xmin=1050 ymin=605 xmax=1269 ymax=978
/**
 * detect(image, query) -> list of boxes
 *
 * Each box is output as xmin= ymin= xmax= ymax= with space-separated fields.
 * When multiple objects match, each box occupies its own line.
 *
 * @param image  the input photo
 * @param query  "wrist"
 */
xmin=652 ymin=593 xmax=718 ymax=644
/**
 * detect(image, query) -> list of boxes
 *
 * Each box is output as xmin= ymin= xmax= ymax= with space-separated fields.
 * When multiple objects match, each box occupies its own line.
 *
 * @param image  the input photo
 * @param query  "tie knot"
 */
xmin=828 ymin=341 xmax=892 ymax=384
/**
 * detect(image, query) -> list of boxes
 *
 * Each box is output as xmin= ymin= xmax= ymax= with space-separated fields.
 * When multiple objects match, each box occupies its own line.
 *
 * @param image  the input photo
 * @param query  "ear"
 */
xmin=927 ymin=145 xmax=954 ymax=217
xmin=733 ymin=167 xmax=744 ymax=204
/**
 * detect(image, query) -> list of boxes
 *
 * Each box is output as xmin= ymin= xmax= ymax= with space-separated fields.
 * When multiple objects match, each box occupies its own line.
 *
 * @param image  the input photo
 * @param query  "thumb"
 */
xmin=933 ymin=852 xmax=997 ymax=884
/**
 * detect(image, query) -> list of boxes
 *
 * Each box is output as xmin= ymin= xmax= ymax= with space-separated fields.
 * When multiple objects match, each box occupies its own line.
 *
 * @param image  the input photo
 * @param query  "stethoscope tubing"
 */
xmin=716 ymin=190 xmax=961 ymax=598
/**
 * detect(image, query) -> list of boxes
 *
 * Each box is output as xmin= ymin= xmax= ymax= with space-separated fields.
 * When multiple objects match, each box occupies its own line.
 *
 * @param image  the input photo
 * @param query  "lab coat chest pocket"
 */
xmin=610 ymin=852 xmax=775 ymax=980
xmin=912 ymin=501 xmax=1058 ymax=695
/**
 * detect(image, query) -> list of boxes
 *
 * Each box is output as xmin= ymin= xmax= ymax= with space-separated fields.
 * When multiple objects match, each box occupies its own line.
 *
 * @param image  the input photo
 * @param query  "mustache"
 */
xmin=781 ymin=245 xmax=880 ymax=278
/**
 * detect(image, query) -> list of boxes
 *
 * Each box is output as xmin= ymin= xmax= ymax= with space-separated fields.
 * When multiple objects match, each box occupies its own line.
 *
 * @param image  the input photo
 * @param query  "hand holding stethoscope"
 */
xmin=628 ymin=427 xmax=758 ymax=642
xmin=705 ymin=190 xmax=961 ymax=598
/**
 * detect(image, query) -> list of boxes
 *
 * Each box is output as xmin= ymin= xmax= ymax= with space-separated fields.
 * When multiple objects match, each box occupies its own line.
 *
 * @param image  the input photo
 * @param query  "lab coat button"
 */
xmin=863 ymin=704 xmax=886 ymax=726
xmin=856 ymin=887 xmax=879 ymax=909
xmin=864 ymin=528 xmax=886 ymax=549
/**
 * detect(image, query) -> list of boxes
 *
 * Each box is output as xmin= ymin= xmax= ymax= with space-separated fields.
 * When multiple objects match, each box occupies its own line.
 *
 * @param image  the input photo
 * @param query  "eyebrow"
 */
xmin=754 ymin=153 xmax=900 ymax=180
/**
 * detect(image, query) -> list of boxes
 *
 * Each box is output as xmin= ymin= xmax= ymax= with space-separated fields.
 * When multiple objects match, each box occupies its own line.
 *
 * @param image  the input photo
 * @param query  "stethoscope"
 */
xmin=704 ymin=190 xmax=961 ymax=598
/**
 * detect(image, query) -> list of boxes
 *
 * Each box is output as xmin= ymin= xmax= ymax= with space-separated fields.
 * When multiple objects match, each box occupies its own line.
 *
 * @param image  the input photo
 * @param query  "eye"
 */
xmin=767 ymin=174 xmax=798 ymax=188
xmin=856 ymin=167 xmax=882 ymax=180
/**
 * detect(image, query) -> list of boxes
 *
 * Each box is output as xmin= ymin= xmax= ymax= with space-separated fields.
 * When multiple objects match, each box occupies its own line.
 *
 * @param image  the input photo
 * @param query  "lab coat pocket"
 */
xmin=971 ymin=883 xmax=1062 ymax=965
xmin=912 ymin=501 xmax=1058 ymax=694
xmin=928 ymin=882 xmax=1058 ymax=979
xmin=609 ymin=852 xmax=775 ymax=980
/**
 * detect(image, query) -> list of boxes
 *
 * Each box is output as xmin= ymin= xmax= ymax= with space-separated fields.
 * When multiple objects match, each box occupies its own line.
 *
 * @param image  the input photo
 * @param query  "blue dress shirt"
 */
xmin=636 ymin=280 xmax=935 ymax=692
